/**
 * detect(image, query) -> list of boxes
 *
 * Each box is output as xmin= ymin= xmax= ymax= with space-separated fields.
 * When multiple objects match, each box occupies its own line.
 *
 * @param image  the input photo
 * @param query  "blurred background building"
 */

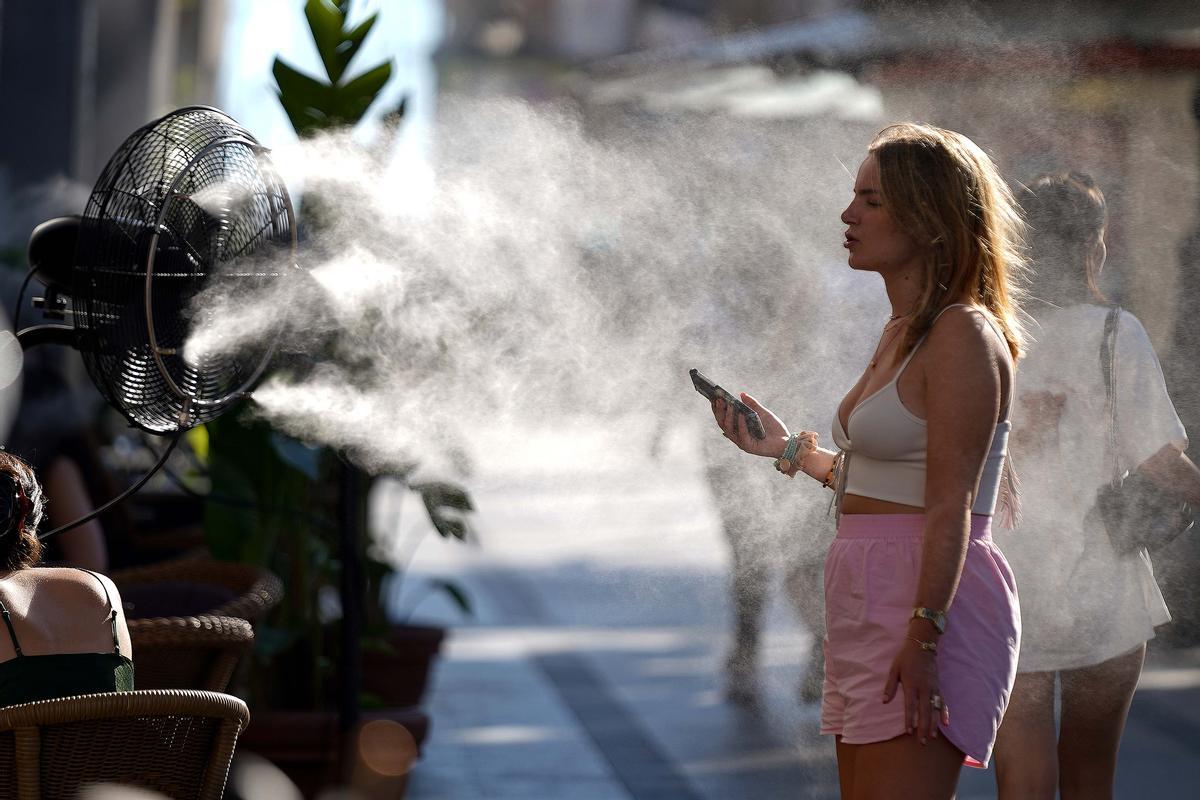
xmin=6 ymin=1 xmax=1198 ymax=343
xmin=0 ymin=0 xmax=226 ymax=243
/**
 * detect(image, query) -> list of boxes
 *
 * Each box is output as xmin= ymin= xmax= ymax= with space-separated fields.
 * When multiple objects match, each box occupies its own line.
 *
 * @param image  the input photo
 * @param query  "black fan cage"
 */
xmin=75 ymin=106 xmax=296 ymax=434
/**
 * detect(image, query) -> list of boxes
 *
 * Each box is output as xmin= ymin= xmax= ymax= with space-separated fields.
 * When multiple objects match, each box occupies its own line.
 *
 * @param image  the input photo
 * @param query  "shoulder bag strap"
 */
xmin=1101 ymin=305 xmax=1121 ymax=482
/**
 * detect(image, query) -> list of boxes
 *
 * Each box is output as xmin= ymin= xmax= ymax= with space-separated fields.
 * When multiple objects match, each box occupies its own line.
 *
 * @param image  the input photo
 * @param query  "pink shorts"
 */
xmin=820 ymin=514 xmax=1020 ymax=768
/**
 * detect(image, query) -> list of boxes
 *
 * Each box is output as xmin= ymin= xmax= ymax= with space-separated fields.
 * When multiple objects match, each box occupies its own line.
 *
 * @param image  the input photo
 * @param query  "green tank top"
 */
xmin=0 ymin=569 xmax=134 ymax=707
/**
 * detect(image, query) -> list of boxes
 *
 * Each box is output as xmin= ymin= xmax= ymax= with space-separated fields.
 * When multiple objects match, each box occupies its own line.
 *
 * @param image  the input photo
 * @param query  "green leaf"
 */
xmin=186 ymin=424 xmax=209 ymax=464
xmin=278 ymin=97 xmax=327 ymax=138
xmin=436 ymin=517 xmax=468 ymax=540
xmin=412 ymin=481 xmax=474 ymax=512
xmin=429 ymin=578 xmax=473 ymax=616
xmin=274 ymin=0 xmax=393 ymax=134
xmin=273 ymin=59 xmax=328 ymax=108
xmin=332 ymin=61 xmax=392 ymax=122
xmin=336 ymin=14 xmax=378 ymax=82
xmin=273 ymin=58 xmax=331 ymax=136
xmin=411 ymin=480 xmax=474 ymax=541
xmin=304 ymin=0 xmax=347 ymax=82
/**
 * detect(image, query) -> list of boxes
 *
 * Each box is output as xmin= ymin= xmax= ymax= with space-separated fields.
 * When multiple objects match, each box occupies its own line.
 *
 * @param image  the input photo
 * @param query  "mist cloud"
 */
xmin=186 ymin=96 xmax=882 ymax=476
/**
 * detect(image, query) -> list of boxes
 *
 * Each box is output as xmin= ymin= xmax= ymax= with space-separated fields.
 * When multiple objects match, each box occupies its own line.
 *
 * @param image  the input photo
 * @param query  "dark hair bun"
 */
xmin=0 ymin=472 xmax=22 ymax=538
xmin=0 ymin=452 xmax=44 ymax=569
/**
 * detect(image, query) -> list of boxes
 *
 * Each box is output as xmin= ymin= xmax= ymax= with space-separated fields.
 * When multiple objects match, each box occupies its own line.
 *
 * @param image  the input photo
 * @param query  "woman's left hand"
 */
xmin=882 ymin=637 xmax=950 ymax=744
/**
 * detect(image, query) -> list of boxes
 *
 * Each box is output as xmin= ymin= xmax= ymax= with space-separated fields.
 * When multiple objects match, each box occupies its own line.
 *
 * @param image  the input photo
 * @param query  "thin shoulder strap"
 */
xmin=74 ymin=568 xmax=121 ymax=654
xmin=1101 ymin=305 xmax=1122 ymax=481
xmin=933 ymin=303 xmax=1008 ymax=341
xmin=1100 ymin=305 xmax=1120 ymax=399
xmin=896 ymin=303 xmax=975 ymax=372
xmin=933 ymin=302 xmax=974 ymax=323
xmin=0 ymin=597 xmax=23 ymax=657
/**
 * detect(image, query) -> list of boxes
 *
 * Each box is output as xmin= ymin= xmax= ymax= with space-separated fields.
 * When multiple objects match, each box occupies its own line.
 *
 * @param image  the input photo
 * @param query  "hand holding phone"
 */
xmin=690 ymin=368 xmax=766 ymax=439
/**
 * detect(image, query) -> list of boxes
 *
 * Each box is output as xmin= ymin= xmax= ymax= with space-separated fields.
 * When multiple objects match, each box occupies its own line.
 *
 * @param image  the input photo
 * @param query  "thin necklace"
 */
xmin=871 ymin=316 xmax=909 ymax=369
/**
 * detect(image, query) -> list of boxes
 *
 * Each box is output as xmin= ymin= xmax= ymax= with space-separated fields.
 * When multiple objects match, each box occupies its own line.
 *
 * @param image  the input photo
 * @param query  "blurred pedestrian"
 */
xmin=992 ymin=172 xmax=1200 ymax=800
xmin=712 ymin=123 xmax=1025 ymax=798
xmin=690 ymin=280 xmax=833 ymax=707
xmin=705 ymin=442 xmax=827 ymax=705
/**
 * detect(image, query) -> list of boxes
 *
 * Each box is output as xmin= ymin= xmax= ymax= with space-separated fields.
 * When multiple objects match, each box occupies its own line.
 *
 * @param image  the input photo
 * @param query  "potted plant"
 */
xmin=360 ymin=478 xmax=474 ymax=709
xmin=204 ymin=2 xmax=475 ymax=795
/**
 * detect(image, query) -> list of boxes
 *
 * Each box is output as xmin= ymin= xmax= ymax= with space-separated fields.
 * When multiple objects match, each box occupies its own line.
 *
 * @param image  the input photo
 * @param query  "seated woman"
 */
xmin=0 ymin=451 xmax=133 ymax=706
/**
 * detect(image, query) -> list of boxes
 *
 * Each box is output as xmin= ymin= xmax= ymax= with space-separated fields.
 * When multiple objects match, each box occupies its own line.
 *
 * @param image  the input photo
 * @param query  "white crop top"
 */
xmin=831 ymin=305 xmax=1011 ymax=515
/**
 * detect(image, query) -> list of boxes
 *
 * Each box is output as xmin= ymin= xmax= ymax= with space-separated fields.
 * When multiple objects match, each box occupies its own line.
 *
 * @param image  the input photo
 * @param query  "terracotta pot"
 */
xmin=361 ymin=624 xmax=446 ymax=707
xmin=238 ymin=706 xmax=430 ymax=799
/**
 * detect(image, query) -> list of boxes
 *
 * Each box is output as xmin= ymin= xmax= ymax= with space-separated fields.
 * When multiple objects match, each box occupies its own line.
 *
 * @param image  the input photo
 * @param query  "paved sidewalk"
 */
xmin=384 ymin=423 xmax=1200 ymax=799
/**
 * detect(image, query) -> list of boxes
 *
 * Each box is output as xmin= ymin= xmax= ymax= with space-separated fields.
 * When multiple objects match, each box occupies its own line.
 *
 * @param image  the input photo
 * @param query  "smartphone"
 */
xmin=690 ymin=368 xmax=766 ymax=439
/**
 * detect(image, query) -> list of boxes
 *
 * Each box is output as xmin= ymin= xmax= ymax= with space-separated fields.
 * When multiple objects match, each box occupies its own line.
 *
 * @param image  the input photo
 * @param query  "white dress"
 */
xmin=994 ymin=304 xmax=1186 ymax=672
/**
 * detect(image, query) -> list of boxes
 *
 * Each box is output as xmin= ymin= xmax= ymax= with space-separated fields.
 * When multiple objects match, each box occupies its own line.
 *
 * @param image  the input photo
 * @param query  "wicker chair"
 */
xmin=0 ymin=689 xmax=249 ymax=800
xmin=128 ymin=615 xmax=255 ymax=692
xmin=111 ymin=559 xmax=283 ymax=623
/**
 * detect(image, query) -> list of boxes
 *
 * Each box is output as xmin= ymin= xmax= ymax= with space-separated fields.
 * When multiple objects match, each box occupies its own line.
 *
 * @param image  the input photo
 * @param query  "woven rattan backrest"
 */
xmin=112 ymin=560 xmax=284 ymax=623
xmin=128 ymin=615 xmax=254 ymax=692
xmin=0 ymin=689 xmax=248 ymax=800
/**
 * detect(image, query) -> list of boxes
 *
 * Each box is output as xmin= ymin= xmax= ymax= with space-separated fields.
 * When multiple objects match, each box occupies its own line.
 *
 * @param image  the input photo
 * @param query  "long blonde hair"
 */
xmin=870 ymin=123 xmax=1028 ymax=362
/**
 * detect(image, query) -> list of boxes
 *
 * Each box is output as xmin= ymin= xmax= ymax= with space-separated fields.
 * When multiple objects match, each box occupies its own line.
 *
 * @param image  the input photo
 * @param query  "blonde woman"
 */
xmin=713 ymin=123 xmax=1023 ymax=799
xmin=992 ymin=172 xmax=1200 ymax=800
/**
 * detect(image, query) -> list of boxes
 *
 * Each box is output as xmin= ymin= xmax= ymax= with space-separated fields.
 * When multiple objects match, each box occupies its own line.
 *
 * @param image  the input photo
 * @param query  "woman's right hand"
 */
xmin=712 ymin=393 xmax=789 ymax=459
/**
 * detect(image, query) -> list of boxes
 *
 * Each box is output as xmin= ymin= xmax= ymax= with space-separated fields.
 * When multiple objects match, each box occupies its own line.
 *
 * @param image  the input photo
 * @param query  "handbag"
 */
xmin=1094 ymin=306 xmax=1194 ymax=554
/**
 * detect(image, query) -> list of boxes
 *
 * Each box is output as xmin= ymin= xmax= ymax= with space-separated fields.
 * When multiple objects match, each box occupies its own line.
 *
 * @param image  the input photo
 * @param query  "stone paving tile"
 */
xmin=581 ymin=628 xmax=840 ymax=799
xmin=407 ymin=630 xmax=633 ymax=800
xmin=952 ymin=647 xmax=1200 ymax=799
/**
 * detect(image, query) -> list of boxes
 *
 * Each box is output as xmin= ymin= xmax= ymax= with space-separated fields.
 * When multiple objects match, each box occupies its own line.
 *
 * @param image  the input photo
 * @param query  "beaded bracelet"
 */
xmin=775 ymin=432 xmax=818 ymax=478
xmin=774 ymin=433 xmax=802 ymax=475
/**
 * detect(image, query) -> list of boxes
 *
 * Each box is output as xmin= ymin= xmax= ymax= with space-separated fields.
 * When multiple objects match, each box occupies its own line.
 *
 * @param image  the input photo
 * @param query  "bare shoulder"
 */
xmin=919 ymin=306 xmax=1008 ymax=392
xmin=916 ymin=304 xmax=1012 ymax=417
xmin=21 ymin=567 xmax=119 ymax=608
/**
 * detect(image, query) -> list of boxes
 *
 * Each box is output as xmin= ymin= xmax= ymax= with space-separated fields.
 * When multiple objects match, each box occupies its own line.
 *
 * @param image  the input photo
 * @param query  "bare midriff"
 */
xmin=840 ymin=494 xmax=923 ymax=515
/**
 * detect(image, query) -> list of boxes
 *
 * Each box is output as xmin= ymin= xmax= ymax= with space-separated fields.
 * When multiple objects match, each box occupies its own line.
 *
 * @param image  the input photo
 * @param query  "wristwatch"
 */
xmin=911 ymin=607 xmax=947 ymax=635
